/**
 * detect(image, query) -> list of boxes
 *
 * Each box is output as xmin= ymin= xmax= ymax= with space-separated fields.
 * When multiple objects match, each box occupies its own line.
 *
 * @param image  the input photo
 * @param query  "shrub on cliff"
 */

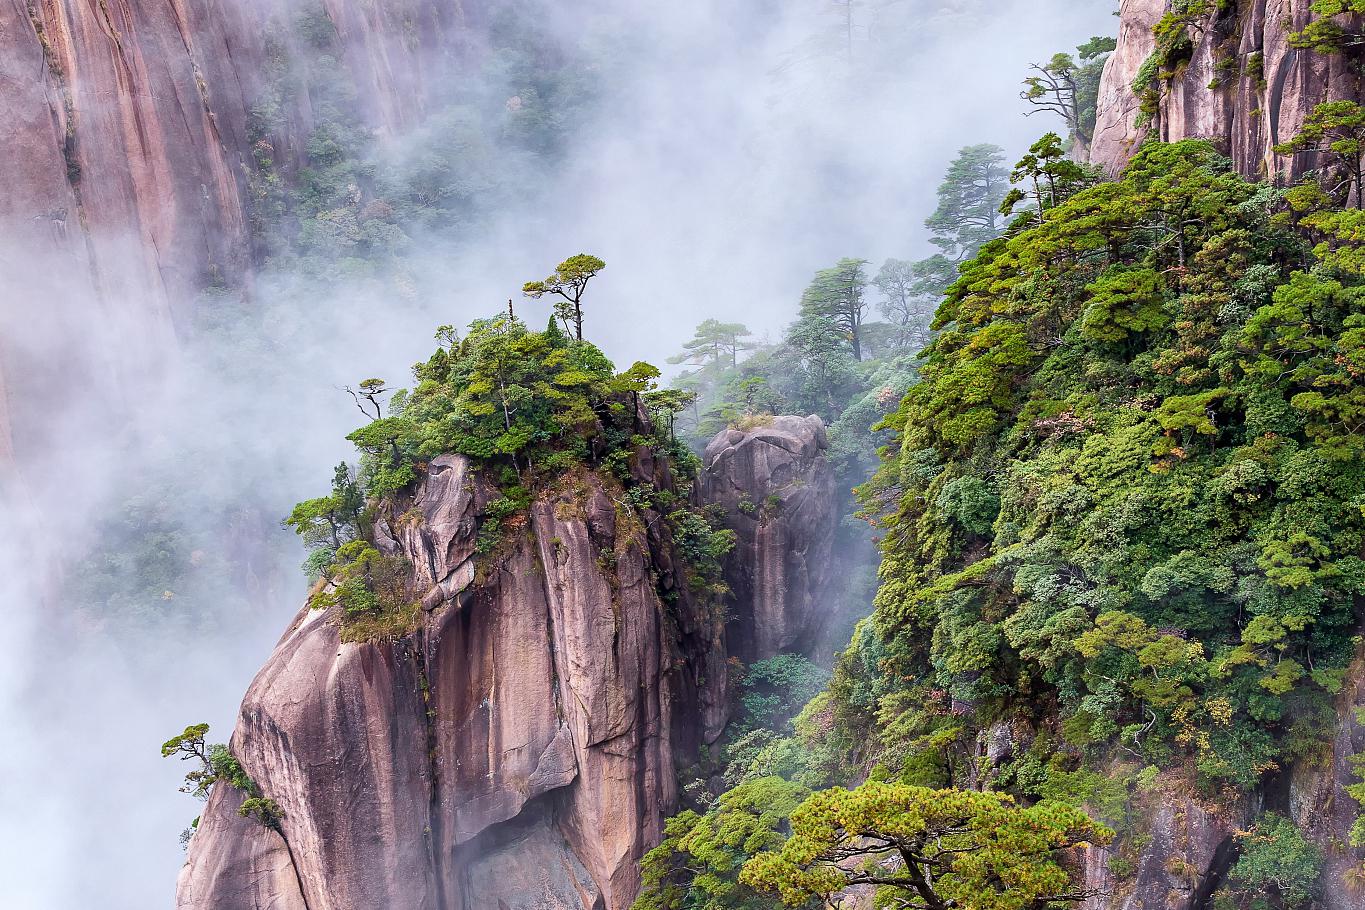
xmin=635 ymin=777 xmax=814 ymax=910
xmin=741 ymin=782 xmax=1111 ymax=910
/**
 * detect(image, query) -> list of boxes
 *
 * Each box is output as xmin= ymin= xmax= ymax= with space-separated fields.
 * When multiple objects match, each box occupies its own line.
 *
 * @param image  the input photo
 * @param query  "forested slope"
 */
xmin=637 ymin=4 xmax=1365 ymax=904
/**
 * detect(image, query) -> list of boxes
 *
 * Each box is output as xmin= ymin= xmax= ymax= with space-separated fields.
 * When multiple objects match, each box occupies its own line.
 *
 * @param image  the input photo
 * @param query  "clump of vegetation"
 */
xmin=636 ymin=776 xmax=813 ymax=910
xmin=1131 ymin=0 xmax=1219 ymax=128
xmin=162 ymin=724 xmax=283 ymax=842
xmin=1218 ymin=813 xmax=1322 ymax=909
xmin=667 ymin=504 xmax=737 ymax=595
xmin=309 ymin=540 xmax=418 ymax=643
xmin=735 ymin=654 xmax=829 ymax=734
xmin=740 ymin=783 xmax=1111 ymax=909
xmin=1274 ymin=99 xmax=1365 ymax=208
xmin=1289 ymin=1 xmax=1365 ymax=54
xmin=849 ymin=137 xmax=1364 ymax=797
xmin=285 ymin=265 xmax=737 ymax=640
xmin=644 ymin=131 xmax=1365 ymax=909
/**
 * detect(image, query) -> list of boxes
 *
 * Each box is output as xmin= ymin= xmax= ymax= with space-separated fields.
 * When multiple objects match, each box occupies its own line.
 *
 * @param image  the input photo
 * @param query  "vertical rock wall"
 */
xmin=176 ymin=413 xmax=843 ymax=909
xmin=698 ymin=415 xmax=838 ymax=663
xmin=1091 ymin=0 xmax=1363 ymax=183
xmin=178 ymin=451 xmax=727 ymax=910
xmin=0 ymin=0 xmax=482 ymax=461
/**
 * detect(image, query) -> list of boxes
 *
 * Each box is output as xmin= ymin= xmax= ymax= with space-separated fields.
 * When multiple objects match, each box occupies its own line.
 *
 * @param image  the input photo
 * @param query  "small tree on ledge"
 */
xmin=523 ymin=253 xmax=606 ymax=341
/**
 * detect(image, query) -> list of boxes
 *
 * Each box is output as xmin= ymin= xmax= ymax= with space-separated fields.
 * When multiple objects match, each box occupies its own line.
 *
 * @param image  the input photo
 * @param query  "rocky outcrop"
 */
xmin=178 ymin=446 xmax=729 ymax=910
xmin=1065 ymin=658 xmax=1365 ymax=910
xmin=698 ymin=416 xmax=837 ymax=663
xmin=178 ymin=410 xmax=842 ymax=908
xmin=1081 ymin=790 xmax=1247 ymax=910
xmin=1091 ymin=0 xmax=1363 ymax=182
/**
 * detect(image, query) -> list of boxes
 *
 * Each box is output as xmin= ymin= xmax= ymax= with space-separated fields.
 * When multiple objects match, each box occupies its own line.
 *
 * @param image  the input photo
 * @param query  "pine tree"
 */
xmin=924 ymin=144 xmax=1010 ymax=263
xmin=669 ymin=319 xmax=756 ymax=370
xmin=799 ymin=258 xmax=871 ymax=360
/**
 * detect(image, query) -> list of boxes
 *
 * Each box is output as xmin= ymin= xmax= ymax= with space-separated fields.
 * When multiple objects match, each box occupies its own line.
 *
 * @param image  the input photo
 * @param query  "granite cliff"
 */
xmin=1090 ymin=0 xmax=1364 ymax=182
xmin=0 ymin=0 xmax=484 ymax=461
xmin=176 ymin=415 xmax=838 ymax=910
xmin=698 ymin=416 xmax=837 ymax=663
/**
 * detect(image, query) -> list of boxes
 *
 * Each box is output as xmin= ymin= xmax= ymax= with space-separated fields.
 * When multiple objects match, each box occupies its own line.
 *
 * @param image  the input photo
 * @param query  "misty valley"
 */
xmin=4 ymin=2 xmax=1365 ymax=910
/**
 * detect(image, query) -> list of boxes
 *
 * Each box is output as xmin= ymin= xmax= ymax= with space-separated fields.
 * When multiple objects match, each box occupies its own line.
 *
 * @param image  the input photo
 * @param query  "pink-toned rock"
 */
xmin=1080 ymin=788 xmax=1247 ymax=910
xmin=0 ymin=0 xmax=485 ymax=462
xmin=178 ymin=446 xmax=730 ymax=910
xmin=698 ymin=415 xmax=837 ymax=662
xmin=175 ymin=785 xmax=308 ymax=910
xmin=1091 ymin=0 xmax=1364 ymax=183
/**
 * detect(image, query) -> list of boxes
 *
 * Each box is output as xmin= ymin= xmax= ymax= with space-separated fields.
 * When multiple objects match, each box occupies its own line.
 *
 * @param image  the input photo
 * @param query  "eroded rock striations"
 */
xmin=1091 ymin=0 xmax=1363 ymax=182
xmin=698 ymin=416 xmax=837 ymax=662
xmin=178 ymin=417 xmax=839 ymax=909
xmin=0 ymin=0 xmax=482 ymax=460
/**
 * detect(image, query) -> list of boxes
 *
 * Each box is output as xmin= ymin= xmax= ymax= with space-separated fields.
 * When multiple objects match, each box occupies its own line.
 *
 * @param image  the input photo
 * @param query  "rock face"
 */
xmin=178 ymin=447 xmax=727 ymax=910
xmin=1290 ymin=654 xmax=1365 ymax=910
xmin=177 ymin=417 xmax=838 ymax=909
xmin=1065 ymin=660 xmax=1365 ymax=910
xmin=698 ymin=416 xmax=837 ymax=663
xmin=0 ymin=0 xmax=482 ymax=461
xmin=1080 ymin=791 xmax=1247 ymax=910
xmin=1090 ymin=0 xmax=1363 ymax=181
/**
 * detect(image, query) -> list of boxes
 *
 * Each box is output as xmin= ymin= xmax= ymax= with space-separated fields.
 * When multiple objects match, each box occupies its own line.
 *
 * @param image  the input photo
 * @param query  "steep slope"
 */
xmin=1091 ymin=0 xmax=1362 ymax=180
xmin=698 ymin=416 xmax=837 ymax=662
xmin=177 ymin=415 xmax=839 ymax=909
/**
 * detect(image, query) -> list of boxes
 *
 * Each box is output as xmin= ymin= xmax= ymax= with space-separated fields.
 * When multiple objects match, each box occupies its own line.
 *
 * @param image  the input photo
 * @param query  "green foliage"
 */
xmin=1289 ymin=1 xmax=1365 ymax=53
xmin=740 ymin=782 xmax=1111 ymax=909
xmin=1131 ymin=1 xmax=1217 ymax=127
xmin=1080 ymin=267 xmax=1169 ymax=343
xmin=799 ymin=258 xmax=872 ymax=361
xmin=476 ymin=490 xmax=530 ymax=555
xmin=285 ymin=463 xmax=364 ymax=574
xmin=162 ymin=724 xmax=281 ymax=840
xmin=737 ymin=655 xmax=831 ymax=733
xmin=668 ymin=505 xmax=736 ymax=593
xmin=402 ymin=315 xmax=617 ymax=468
xmin=849 ymin=139 xmax=1365 ymax=792
xmin=634 ymin=777 xmax=813 ymax=910
xmin=670 ymin=320 xmax=756 ymax=371
xmin=1021 ymin=37 xmax=1117 ymax=146
xmin=1002 ymin=132 xmax=1102 ymax=225
xmin=238 ymin=797 xmax=285 ymax=832
xmin=1220 ymin=813 xmax=1322 ymax=909
xmin=1274 ymin=100 xmax=1365 ymax=208
xmin=309 ymin=539 xmax=418 ymax=641
xmin=925 ymin=145 xmax=1011 ymax=264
